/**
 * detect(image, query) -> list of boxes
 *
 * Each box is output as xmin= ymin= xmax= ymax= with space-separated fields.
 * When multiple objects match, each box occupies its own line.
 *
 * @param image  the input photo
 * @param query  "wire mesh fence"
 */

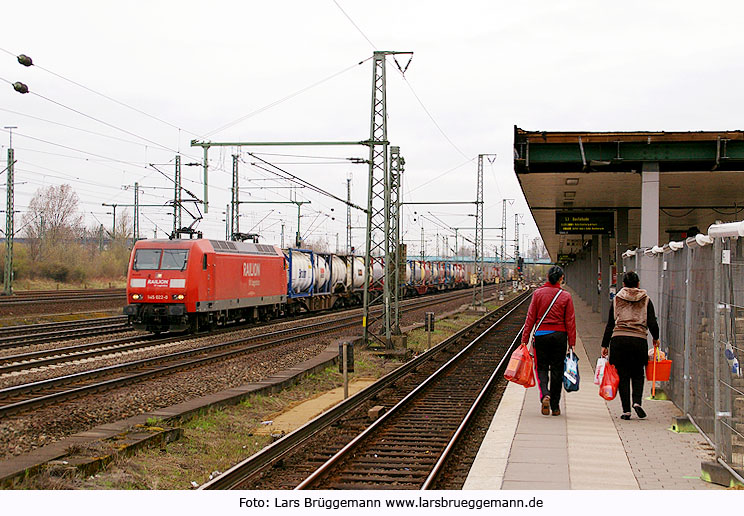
xmin=717 ymin=237 xmax=744 ymax=468
xmin=647 ymin=238 xmax=744 ymax=472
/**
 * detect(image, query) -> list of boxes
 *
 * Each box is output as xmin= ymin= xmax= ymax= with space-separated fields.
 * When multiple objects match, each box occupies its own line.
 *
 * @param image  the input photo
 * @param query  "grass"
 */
xmin=403 ymin=295 xmax=513 ymax=353
xmin=0 ymin=309 xmax=123 ymax=328
xmin=407 ymin=313 xmax=481 ymax=353
xmin=145 ymin=417 xmax=163 ymax=427
xmin=11 ymin=277 xmax=126 ymax=291
xmin=36 ymin=359 xmax=387 ymax=490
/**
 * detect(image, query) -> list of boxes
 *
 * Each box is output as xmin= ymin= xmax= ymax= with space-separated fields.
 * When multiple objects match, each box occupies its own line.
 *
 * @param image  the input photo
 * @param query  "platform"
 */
xmin=464 ymin=289 xmax=722 ymax=490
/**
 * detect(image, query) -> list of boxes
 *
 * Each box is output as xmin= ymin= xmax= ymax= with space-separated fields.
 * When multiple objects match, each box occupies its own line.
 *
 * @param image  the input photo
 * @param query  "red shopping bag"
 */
xmin=599 ymin=363 xmax=619 ymax=400
xmin=504 ymin=343 xmax=535 ymax=388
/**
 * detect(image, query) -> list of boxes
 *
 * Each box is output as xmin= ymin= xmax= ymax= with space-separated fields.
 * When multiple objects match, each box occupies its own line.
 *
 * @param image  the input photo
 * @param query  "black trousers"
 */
xmin=609 ymin=335 xmax=648 ymax=413
xmin=533 ymin=332 xmax=568 ymax=410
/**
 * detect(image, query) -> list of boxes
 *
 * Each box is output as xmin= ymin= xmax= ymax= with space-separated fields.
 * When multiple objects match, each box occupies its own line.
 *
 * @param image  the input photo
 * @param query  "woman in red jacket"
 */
xmin=522 ymin=266 xmax=577 ymax=416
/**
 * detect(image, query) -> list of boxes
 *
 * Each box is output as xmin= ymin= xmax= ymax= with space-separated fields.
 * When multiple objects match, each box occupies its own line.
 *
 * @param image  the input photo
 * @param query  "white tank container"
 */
xmin=422 ymin=262 xmax=430 ymax=283
xmin=287 ymin=250 xmax=313 ymax=293
xmin=314 ymin=255 xmax=329 ymax=290
xmin=412 ymin=262 xmax=421 ymax=283
xmin=351 ymin=257 xmax=365 ymax=288
xmin=405 ymin=262 xmax=412 ymax=284
xmin=331 ymin=256 xmax=347 ymax=290
xmin=371 ymin=260 xmax=383 ymax=282
xmin=430 ymin=263 xmax=439 ymax=283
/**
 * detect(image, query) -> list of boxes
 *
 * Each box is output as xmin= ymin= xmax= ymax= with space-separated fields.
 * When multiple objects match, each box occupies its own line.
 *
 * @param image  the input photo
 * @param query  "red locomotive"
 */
xmin=124 ymin=239 xmax=286 ymax=332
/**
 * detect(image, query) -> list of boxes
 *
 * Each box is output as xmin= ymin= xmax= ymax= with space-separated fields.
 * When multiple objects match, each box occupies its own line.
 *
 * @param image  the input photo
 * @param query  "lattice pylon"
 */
xmin=472 ymin=155 xmax=484 ymax=306
xmin=173 ymin=155 xmax=182 ymax=236
xmin=389 ymin=146 xmax=403 ymax=335
xmin=362 ymin=52 xmax=389 ymax=346
xmin=231 ymin=154 xmax=240 ymax=240
xmin=4 ymin=148 xmax=14 ymax=295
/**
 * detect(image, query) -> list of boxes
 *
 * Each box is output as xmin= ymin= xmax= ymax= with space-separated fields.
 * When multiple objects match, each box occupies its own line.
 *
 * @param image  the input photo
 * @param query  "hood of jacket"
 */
xmin=616 ymin=287 xmax=647 ymax=303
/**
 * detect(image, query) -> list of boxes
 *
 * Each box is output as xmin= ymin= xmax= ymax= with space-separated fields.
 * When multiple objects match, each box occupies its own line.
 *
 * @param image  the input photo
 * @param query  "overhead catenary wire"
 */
xmin=331 ymin=0 xmax=377 ymax=50
xmin=202 ymin=57 xmax=372 ymax=138
xmin=247 ymin=153 xmax=367 ymax=213
xmin=141 ymin=213 xmax=171 ymax=237
xmin=0 ymin=75 xmax=203 ymax=164
xmin=246 ymin=209 xmax=275 ymax=234
xmin=28 ymin=88 xmax=184 ymax=156
xmin=398 ymin=76 xmax=471 ymax=161
xmin=406 ymin=157 xmax=474 ymax=195
xmin=0 ymin=46 xmax=202 ymax=137
xmin=8 ymin=145 xmax=158 ymax=166
xmin=0 ymin=107 xmax=151 ymax=147
xmin=1 ymin=128 xmax=150 ymax=168
xmin=329 ymin=1 xmax=472 ymax=166
xmin=251 ymin=151 xmax=361 ymax=161
xmin=15 ymin=161 xmax=129 ymax=192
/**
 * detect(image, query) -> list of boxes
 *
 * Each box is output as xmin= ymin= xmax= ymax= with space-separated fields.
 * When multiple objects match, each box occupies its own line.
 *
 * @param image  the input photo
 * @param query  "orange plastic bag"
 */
xmin=599 ymin=363 xmax=619 ymax=400
xmin=504 ymin=343 xmax=535 ymax=388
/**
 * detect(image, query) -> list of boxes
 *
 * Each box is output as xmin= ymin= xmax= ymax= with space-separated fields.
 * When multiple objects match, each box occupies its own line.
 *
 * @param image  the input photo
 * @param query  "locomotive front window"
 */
xmin=133 ymin=249 xmax=162 ymax=270
xmin=161 ymin=249 xmax=189 ymax=270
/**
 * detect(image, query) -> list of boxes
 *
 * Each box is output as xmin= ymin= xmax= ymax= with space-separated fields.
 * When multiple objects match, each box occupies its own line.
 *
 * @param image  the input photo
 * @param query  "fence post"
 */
xmin=713 ymin=236 xmax=722 ymax=456
xmin=659 ymin=252 xmax=667 ymax=349
xmin=683 ymin=244 xmax=692 ymax=416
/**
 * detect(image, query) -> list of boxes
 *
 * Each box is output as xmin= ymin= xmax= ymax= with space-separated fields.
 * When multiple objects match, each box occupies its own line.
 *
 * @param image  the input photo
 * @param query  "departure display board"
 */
xmin=556 ymin=212 xmax=614 ymax=235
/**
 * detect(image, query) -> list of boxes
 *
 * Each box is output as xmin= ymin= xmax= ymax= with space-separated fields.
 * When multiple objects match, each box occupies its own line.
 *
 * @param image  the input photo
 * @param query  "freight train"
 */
xmin=123 ymin=238 xmax=512 ymax=333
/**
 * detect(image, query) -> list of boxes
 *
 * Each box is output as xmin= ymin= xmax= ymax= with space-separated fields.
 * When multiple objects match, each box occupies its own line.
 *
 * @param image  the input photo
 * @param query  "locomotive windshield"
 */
xmin=133 ymin=249 xmax=189 ymax=270
xmin=133 ymin=249 xmax=161 ymax=270
xmin=161 ymin=249 xmax=189 ymax=270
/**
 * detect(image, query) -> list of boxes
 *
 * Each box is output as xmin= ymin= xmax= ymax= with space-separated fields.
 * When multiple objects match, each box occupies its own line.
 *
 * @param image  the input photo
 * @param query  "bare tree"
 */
xmin=305 ymin=236 xmax=330 ymax=253
xmin=21 ymin=185 xmax=84 ymax=259
xmin=113 ymin=210 xmax=133 ymax=242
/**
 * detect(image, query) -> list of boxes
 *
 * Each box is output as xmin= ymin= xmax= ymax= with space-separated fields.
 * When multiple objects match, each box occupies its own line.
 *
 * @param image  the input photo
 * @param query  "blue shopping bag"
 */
xmin=563 ymin=350 xmax=580 ymax=392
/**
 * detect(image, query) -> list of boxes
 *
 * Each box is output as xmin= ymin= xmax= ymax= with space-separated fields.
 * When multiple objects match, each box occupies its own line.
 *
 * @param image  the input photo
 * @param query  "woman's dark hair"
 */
xmin=547 ymin=266 xmax=564 ymax=285
xmin=623 ymin=270 xmax=640 ymax=288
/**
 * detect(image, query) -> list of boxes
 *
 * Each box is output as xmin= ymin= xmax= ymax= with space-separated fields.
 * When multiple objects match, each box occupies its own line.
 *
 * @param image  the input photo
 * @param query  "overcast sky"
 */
xmin=2 ymin=0 xmax=743 ymax=258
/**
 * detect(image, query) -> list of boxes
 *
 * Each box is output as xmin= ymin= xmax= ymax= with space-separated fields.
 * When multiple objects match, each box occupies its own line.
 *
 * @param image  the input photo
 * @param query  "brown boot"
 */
xmin=552 ymin=408 xmax=561 ymax=416
xmin=541 ymin=395 xmax=551 ymax=415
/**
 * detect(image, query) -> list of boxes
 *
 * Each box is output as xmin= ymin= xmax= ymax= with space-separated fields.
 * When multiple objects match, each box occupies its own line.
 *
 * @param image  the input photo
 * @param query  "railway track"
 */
xmin=0 ymin=288 xmax=126 ymax=306
xmin=0 ymin=285 xmax=500 ymax=418
xmin=0 ymin=286 xmax=494 ymax=364
xmin=297 ymin=308 xmax=523 ymax=489
xmin=0 ymin=283 xmax=499 ymax=359
xmin=200 ymin=290 xmax=531 ymax=490
xmin=0 ymin=317 xmax=131 ymax=350
xmin=0 ymin=316 xmax=128 ymax=337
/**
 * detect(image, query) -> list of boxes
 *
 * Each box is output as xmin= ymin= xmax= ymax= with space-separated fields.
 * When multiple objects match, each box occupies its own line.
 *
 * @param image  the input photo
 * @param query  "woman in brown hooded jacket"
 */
xmin=601 ymin=271 xmax=659 ymax=420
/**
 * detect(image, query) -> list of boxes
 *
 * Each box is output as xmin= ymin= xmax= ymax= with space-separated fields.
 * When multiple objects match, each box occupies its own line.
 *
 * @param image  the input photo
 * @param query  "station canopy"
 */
xmin=513 ymin=126 xmax=744 ymax=262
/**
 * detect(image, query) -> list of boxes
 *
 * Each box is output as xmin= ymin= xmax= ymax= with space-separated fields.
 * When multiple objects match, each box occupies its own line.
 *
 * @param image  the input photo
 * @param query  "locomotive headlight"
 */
xmin=131 ymin=293 xmax=142 ymax=300
xmin=172 ymin=294 xmax=185 ymax=300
